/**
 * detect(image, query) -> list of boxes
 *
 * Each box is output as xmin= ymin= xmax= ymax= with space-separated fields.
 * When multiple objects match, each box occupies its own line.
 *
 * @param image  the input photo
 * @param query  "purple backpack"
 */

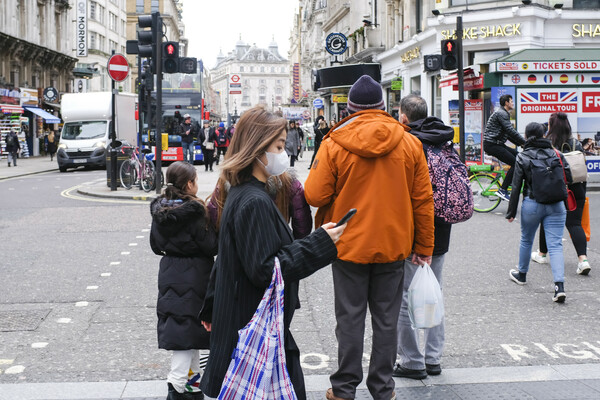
xmin=423 ymin=142 xmax=473 ymax=224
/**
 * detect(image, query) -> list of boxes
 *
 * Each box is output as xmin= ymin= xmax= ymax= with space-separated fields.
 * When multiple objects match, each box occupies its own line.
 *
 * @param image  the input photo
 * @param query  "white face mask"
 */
xmin=258 ymin=151 xmax=288 ymax=176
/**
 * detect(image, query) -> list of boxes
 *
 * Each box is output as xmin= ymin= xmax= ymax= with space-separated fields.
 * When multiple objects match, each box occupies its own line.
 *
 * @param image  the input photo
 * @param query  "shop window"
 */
xmin=410 ymin=75 xmax=421 ymax=95
xmin=431 ymin=75 xmax=442 ymax=119
xmin=573 ymin=0 xmax=600 ymax=7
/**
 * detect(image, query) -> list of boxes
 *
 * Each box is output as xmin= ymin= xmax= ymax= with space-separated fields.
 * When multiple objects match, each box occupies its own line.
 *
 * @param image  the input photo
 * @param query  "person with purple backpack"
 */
xmin=394 ymin=94 xmax=471 ymax=380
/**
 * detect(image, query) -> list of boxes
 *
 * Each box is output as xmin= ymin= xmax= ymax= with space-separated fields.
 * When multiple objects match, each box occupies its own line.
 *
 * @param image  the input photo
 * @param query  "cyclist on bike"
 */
xmin=483 ymin=94 xmax=525 ymax=201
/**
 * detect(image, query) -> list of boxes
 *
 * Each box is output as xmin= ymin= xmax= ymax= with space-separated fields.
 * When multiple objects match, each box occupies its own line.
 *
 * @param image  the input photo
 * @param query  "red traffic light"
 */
xmin=166 ymin=43 xmax=175 ymax=55
xmin=445 ymin=41 xmax=454 ymax=52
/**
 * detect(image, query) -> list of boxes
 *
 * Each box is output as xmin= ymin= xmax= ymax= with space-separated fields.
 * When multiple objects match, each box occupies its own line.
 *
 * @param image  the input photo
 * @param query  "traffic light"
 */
xmin=143 ymin=65 xmax=154 ymax=92
xmin=138 ymin=13 xmax=161 ymax=73
xmin=441 ymin=39 xmax=458 ymax=70
xmin=179 ymin=57 xmax=198 ymax=74
xmin=162 ymin=41 xmax=179 ymax=74
xmin=424 ymin=55 xmax=442 ymax=72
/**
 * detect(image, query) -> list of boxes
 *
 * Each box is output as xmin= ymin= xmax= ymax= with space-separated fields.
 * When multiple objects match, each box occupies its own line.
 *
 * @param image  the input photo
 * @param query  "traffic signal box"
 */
xmin=441 ymin=39 xmax=458 ymax=70
xmin=163 ymin=41 xmax=179 ymax=74
xmin=137 ymin=14 xmax=160 ymax=73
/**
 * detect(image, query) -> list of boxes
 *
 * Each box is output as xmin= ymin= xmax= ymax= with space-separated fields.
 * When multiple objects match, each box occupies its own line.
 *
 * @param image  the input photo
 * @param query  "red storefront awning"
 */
xmin=439 ymin=68 xmax=484 ymax=91
xmin=0 ymin=104 xmax=24 ymax=114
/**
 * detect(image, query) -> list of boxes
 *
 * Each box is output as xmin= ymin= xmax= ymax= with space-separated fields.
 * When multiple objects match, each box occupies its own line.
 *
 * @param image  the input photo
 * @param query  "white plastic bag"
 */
xmin=407 ymin=263 xmax=444 ymax=329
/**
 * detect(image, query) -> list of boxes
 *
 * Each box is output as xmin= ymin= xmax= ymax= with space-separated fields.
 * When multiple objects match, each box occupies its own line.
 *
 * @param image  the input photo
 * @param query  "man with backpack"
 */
xmin=393 ymin=94 xmax=472 ymax=380
xmin=305 ymin=76 xmax=434 ymax=400
xmin=215 ymin=122 xmax=229 ymax=165
xmin=5 ymin=129 xmax=21 ymax=167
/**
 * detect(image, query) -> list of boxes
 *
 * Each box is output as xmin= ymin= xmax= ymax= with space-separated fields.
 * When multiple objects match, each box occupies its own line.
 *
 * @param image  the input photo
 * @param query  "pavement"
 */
xmin=3 ymin=154 xmax=600 ymax=399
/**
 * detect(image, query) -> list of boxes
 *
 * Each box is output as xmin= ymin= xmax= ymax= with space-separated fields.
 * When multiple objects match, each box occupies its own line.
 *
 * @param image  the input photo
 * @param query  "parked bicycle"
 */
xmin=119 ymin=146 xmax=160 ymax=192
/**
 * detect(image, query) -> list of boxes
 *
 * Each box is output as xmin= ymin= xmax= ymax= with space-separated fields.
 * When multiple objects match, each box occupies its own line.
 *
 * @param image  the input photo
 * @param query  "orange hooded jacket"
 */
xmin=304 ymin=109 xmax=435 ymax=264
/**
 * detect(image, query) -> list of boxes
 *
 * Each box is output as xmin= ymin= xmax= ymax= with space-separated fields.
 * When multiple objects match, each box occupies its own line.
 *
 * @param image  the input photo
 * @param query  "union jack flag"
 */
xmin=559 ymin=92 xmax=577 ymax=102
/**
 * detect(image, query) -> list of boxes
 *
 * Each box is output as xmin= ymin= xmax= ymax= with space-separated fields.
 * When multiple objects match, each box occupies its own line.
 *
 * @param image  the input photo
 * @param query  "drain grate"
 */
xmin=0 ymin=309 xmax=51 ymax=332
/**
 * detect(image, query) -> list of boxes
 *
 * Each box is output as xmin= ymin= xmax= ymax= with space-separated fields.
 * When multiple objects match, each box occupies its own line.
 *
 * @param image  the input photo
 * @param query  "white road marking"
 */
xmin=136 ymin=235 xmax=144 ymax=239
xmin=86 ymin=286 xmax=99 ymax=290
xmin=57 ymin=318 xmax=72 ymax=324
xmin=8 ymin=188 xmax=14 ymax=190
xmin=4 ymin=365 xmax=25 ymax=374
xmin=0 ymin=359 xmax=13 ymax=365
xmin=101 ymin=273 xmax=112 ymax=277
xmin=121 ymin=251 xmax=130 ymax=255
xmin=31 ymin=342 xmax=48 ymax=348
xmin=110 ymin=261 xmax=121 ymax=266
xmin=141 ymin=229 xmax=150 ymax=232
xmin=129 ymin=243 xmax=138 ymax=246
xmin=75 ymin=301 xmax=89 ymax=307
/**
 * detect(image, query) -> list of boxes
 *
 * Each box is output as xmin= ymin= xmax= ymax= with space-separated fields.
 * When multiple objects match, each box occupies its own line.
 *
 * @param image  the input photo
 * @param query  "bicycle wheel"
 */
xmin=140 ymin=160 xmax=156 ymax=192
xmin=470 ymin=173 xmax=501 ymax=213
xmin=119 ymin=160 xmax=137 ymax=190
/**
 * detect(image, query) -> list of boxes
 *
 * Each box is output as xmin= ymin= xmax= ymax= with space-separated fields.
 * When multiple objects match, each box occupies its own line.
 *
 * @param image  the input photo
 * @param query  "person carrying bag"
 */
xmin=218 ymin=258 xmax=297 ymax=400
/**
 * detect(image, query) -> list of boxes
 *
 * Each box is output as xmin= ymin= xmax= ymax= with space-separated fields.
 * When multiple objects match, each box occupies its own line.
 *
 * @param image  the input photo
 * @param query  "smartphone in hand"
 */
xmin=335 ymin=208 xmax=357 ymax=227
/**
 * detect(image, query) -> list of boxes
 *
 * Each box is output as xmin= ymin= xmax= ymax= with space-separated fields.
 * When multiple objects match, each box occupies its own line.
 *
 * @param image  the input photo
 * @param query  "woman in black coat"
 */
xmin=199 ymin=107 xmax=346 ymax=400
xmin=150 ymin=161 xmax=218 ymax=400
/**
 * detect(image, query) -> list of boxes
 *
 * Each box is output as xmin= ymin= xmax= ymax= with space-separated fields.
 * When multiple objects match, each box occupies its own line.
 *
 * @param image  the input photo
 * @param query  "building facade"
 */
xmin=210 ymin=39 xmax=290 ymax=123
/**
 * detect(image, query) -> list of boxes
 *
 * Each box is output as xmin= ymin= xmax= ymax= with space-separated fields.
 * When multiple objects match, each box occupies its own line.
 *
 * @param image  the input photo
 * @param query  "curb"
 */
xmin=0 ymin=168 xmax=57 ymax=181
xmin=76 ymin=186 xmax=159 ymax=201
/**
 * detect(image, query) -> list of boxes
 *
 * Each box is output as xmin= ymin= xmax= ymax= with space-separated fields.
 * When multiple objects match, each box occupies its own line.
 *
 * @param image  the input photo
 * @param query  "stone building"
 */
xmin=210 ymin=39 xmax=290 ymax=123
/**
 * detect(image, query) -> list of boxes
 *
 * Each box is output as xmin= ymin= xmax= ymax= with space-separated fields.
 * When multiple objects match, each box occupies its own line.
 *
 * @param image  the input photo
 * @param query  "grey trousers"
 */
xmin=330 ymin=259 xmax=404 ymax=400
xmin=397 ymin=255 xmax=445 ymax=369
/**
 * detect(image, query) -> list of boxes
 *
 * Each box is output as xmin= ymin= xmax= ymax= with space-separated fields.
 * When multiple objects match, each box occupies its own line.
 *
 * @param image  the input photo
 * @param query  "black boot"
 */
xmin=553 ymin=282 xmax=566 ymax=303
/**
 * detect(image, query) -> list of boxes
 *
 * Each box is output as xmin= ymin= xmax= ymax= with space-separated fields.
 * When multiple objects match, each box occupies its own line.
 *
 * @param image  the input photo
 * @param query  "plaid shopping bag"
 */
xmin=218 ymin=257 xmax=297 ymax=400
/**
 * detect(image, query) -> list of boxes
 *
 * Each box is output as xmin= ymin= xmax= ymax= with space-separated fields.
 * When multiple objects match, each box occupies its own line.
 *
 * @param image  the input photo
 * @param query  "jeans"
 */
xmin=397 ymin=255 xmax=445 ymax=369
xmin=483 ymin=141 xmax=518 ymax=190
xmin=182 ymin=141 xmax=195 ymax=164
xmin=519 ymin=197 xmax=566 ymax=282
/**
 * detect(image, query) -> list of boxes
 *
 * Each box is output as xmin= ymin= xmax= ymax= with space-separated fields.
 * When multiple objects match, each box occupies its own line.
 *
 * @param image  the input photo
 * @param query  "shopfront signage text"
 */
xmin=498 ymin=61 xmax=600 ymax=72
xmin=442 ymin=24 xmax=521 ymax=40
xmin=572 ymin=24 xmax=600 ymax=38
xmin=332 ymin=95 xmax=348 ymax=103
xmin=401 ymin=47 xmax=421 ymax=63
xmin=76 ymin=0 xmax=87 ymax=57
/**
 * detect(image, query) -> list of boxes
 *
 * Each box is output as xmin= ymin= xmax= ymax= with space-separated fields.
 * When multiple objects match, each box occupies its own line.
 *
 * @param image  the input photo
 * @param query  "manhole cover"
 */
xmin=0 ymin=309 xmax=51 ymax=332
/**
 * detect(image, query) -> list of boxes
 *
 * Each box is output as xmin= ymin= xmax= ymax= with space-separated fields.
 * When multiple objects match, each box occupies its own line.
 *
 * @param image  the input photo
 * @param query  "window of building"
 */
xmin=259 ymin=87 xmax=266 ymax=95
xmin=250 ymin=66 xmax=254 ymax=72
xmin=90 ymin=1 xmax=96 ymax=19
xmin=261 ymin=66 xmax=265 ymax=72
xmin=121 ymin=20 xmax=126 ymax=36
xmin=281 ymin=67 xmax=286 ymax=73
xmin=271 ymin=67 xmax=275 ymax=73
xmin=276 ymin=88 xmax=282 ymax=95
xmin=109 ymin=12 xmax=117 ymax=31
xmin=89 ymin=32 xmax=97 ymax=49
xmin=109 ymin=40 xmax=118 ymax=52
xmin=431 ymin=76 xmax=442 ymax=119
xmin=316 ymin=0 xmax=327 ymax=9
xmin=98 ymin=4 xmax=105 ymax=24
xmin=276 ymin=79 xmax=281 ymax=85
xmin=240 ymin=66 xmax=244 ymax=72
xmin=98 ymin=34 xmax=106 ymax=52
xmin=151 ymin=0 xmax=159 ymax=12
xmin=136 ymin=0 xmax=144 ymax=13
xmin=260 ymin=79 xmax=266 ymax=85
xmin=573 ymin=0 xmax=600 ymax=7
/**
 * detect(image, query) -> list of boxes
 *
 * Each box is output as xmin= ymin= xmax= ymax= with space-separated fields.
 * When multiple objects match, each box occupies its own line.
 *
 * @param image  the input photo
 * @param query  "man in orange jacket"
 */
xmin=305 ymin=75 xmax=434 ymax=400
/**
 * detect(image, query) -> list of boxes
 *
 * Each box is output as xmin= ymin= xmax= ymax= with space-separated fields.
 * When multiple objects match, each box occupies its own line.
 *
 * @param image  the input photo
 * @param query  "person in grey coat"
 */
xmin=150 ymin=161 xmax=218 ymax=400
xmin=285 ymin=120 xmax=301 ymax=167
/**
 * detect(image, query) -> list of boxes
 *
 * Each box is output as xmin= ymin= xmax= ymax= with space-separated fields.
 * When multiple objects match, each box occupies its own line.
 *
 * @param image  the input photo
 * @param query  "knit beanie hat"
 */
xmin=347 ymin=75 xmax=385 ymax=113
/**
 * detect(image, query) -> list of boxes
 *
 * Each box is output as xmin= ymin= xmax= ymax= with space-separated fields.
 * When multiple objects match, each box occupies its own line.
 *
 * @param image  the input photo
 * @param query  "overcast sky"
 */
xmin=182 ymin=0 xmax=298 ymax=69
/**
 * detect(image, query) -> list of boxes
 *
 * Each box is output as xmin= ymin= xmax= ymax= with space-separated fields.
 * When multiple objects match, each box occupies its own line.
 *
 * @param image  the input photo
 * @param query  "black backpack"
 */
xmin=6 ymin=134 xmax=16 ymax=147
xmin=217 ymin=130 xmax=227 ymax=145
xmin=529 ymin=153 xmax=567 ymax=204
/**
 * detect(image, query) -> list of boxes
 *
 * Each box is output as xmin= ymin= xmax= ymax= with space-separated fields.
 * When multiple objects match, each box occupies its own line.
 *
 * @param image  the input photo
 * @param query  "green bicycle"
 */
xmin=469 ymin=163 xmax=510 ymax=213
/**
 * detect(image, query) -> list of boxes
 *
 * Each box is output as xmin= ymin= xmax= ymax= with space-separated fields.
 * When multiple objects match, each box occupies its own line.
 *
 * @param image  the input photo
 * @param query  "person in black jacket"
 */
xmin=531 ymin=112 xmax=590 ymax=276
xmin=506 ymin=122 xmax=572 ymax=303
xmin=198 ymin=106 xmax=346 ymax=400
xmin=201 ymin=123 xmax=216 ymax=172
xmin=309 ymin=117 xmax=328 ymax=169
xmin=150 ymin=161 xmax=218 ymax=400
xmin=178 ymin=114 xmax=199 ymax=165
xmin=483 ymin=94 xmax=525 ymax=201
xmin=5 ymin=129 xmax=20 ymax=167
xmin=393 ymin=94 xmax=454 ymax=380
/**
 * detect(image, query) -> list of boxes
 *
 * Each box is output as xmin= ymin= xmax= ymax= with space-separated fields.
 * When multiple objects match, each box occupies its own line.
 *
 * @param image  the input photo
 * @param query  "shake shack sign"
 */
xmin=76 ymin=0 xmax=88 ymax=57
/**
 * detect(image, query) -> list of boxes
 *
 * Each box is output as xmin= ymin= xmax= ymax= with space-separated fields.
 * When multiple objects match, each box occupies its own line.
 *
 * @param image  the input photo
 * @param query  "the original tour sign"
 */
xmin=76 ymin=0 xmax=87 ymax=57
xmin=442 ymin=24 xmax=521 ymax=40
xmin=326 ymin=33 xmax=348 ymax=55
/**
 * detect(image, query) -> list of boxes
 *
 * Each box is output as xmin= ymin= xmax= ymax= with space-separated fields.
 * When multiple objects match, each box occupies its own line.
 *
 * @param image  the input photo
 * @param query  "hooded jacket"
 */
xmin=304 ymin=109 xmax=435 ymax=263
xmin=408 ymin=117 xmax=454 ymax=256
xmin=149 ymin=198 xmax=218 ymax=350
xmin=506 ymin=138 xmax=573 ymax=220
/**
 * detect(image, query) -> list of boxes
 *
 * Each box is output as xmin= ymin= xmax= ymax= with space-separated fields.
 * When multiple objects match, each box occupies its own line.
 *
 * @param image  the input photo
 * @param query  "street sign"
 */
xmin=107 ymin=54 xmax=130 ymax=82
xmin=326 ymin=33 xmax=348 ymax=55
xmin=391 ymin=78 xmax=403 ymax=91
xmin=313 ymin=98 xmax=324 ymax=108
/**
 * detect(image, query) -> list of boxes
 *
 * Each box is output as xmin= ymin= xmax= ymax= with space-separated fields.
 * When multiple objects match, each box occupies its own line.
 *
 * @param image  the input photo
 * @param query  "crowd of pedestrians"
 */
xmin=150 ymin=75 xmax=592 ymax=400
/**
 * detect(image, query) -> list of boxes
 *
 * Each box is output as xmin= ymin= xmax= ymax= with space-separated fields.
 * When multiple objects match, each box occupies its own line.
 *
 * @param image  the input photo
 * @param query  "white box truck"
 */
xmin=57 ymin=92 xmax=136 ymax=172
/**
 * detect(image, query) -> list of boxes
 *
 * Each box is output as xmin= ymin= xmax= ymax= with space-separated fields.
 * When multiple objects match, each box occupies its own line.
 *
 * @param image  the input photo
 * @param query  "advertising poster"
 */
xmin=491 ymin=87 xmax=515 ymax=111
xmin=516 ymin=88 xmax=600 ymax=141
xmin=464 ymin=99 xmax=483 ymax=165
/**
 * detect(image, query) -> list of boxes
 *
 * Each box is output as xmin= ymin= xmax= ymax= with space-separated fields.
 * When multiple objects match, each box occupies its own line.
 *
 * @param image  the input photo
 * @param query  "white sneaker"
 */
xmin=577 ymin=260 xmax=591 ymax=275
xmin=531 ymin=251 xmax=548 ymax=264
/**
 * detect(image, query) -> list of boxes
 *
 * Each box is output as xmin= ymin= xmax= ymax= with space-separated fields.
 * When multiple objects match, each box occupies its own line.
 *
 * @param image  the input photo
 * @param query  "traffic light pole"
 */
xmin=138 ymin=54 xmax=143 ymax=150
xmin=457 ymin=16 xmax=466 ymax=164
xmin=154 ymin=12 xmax=163 ymax=194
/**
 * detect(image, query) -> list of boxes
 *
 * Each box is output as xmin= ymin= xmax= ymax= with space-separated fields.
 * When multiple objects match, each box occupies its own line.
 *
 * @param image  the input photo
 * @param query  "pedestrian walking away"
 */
xmin=531 ymin=112 xmax=591 ymax=276
xmin=198 ymin=106 xmax=346 ymax=400
xmin=393 ymin=94 xmax=460 ymax=381
xmin=5 ymin=129 xmax=21 ymax=167
xmin=506 ymin=122 xmax=571 ymax=303
xmin=483 ymin=94 xmax=525 ymax=201
xmin=305 ymin=75 xmax=435 ymax=400
xmin=178 ymin=114 xmax=199 ymax=165
xmin=149 ymin=161 xmax=218 ymax=400
xmin=47 ymin=130 xmax=57 ymax=161
xmin=202 ymin=123 xmax=216 ymax=172
xmin=285 ymin=120 xmax=301 ymax=167
xmin=309 ymin=117 xmax=329 ymax=169
xmin=215 ymin=122 xmax=229 ymax=165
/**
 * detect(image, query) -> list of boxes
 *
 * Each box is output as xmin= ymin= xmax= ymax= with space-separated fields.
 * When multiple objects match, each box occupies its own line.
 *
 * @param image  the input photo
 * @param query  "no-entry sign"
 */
xmin=107 ymin=54 xmax=130 ymax=82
